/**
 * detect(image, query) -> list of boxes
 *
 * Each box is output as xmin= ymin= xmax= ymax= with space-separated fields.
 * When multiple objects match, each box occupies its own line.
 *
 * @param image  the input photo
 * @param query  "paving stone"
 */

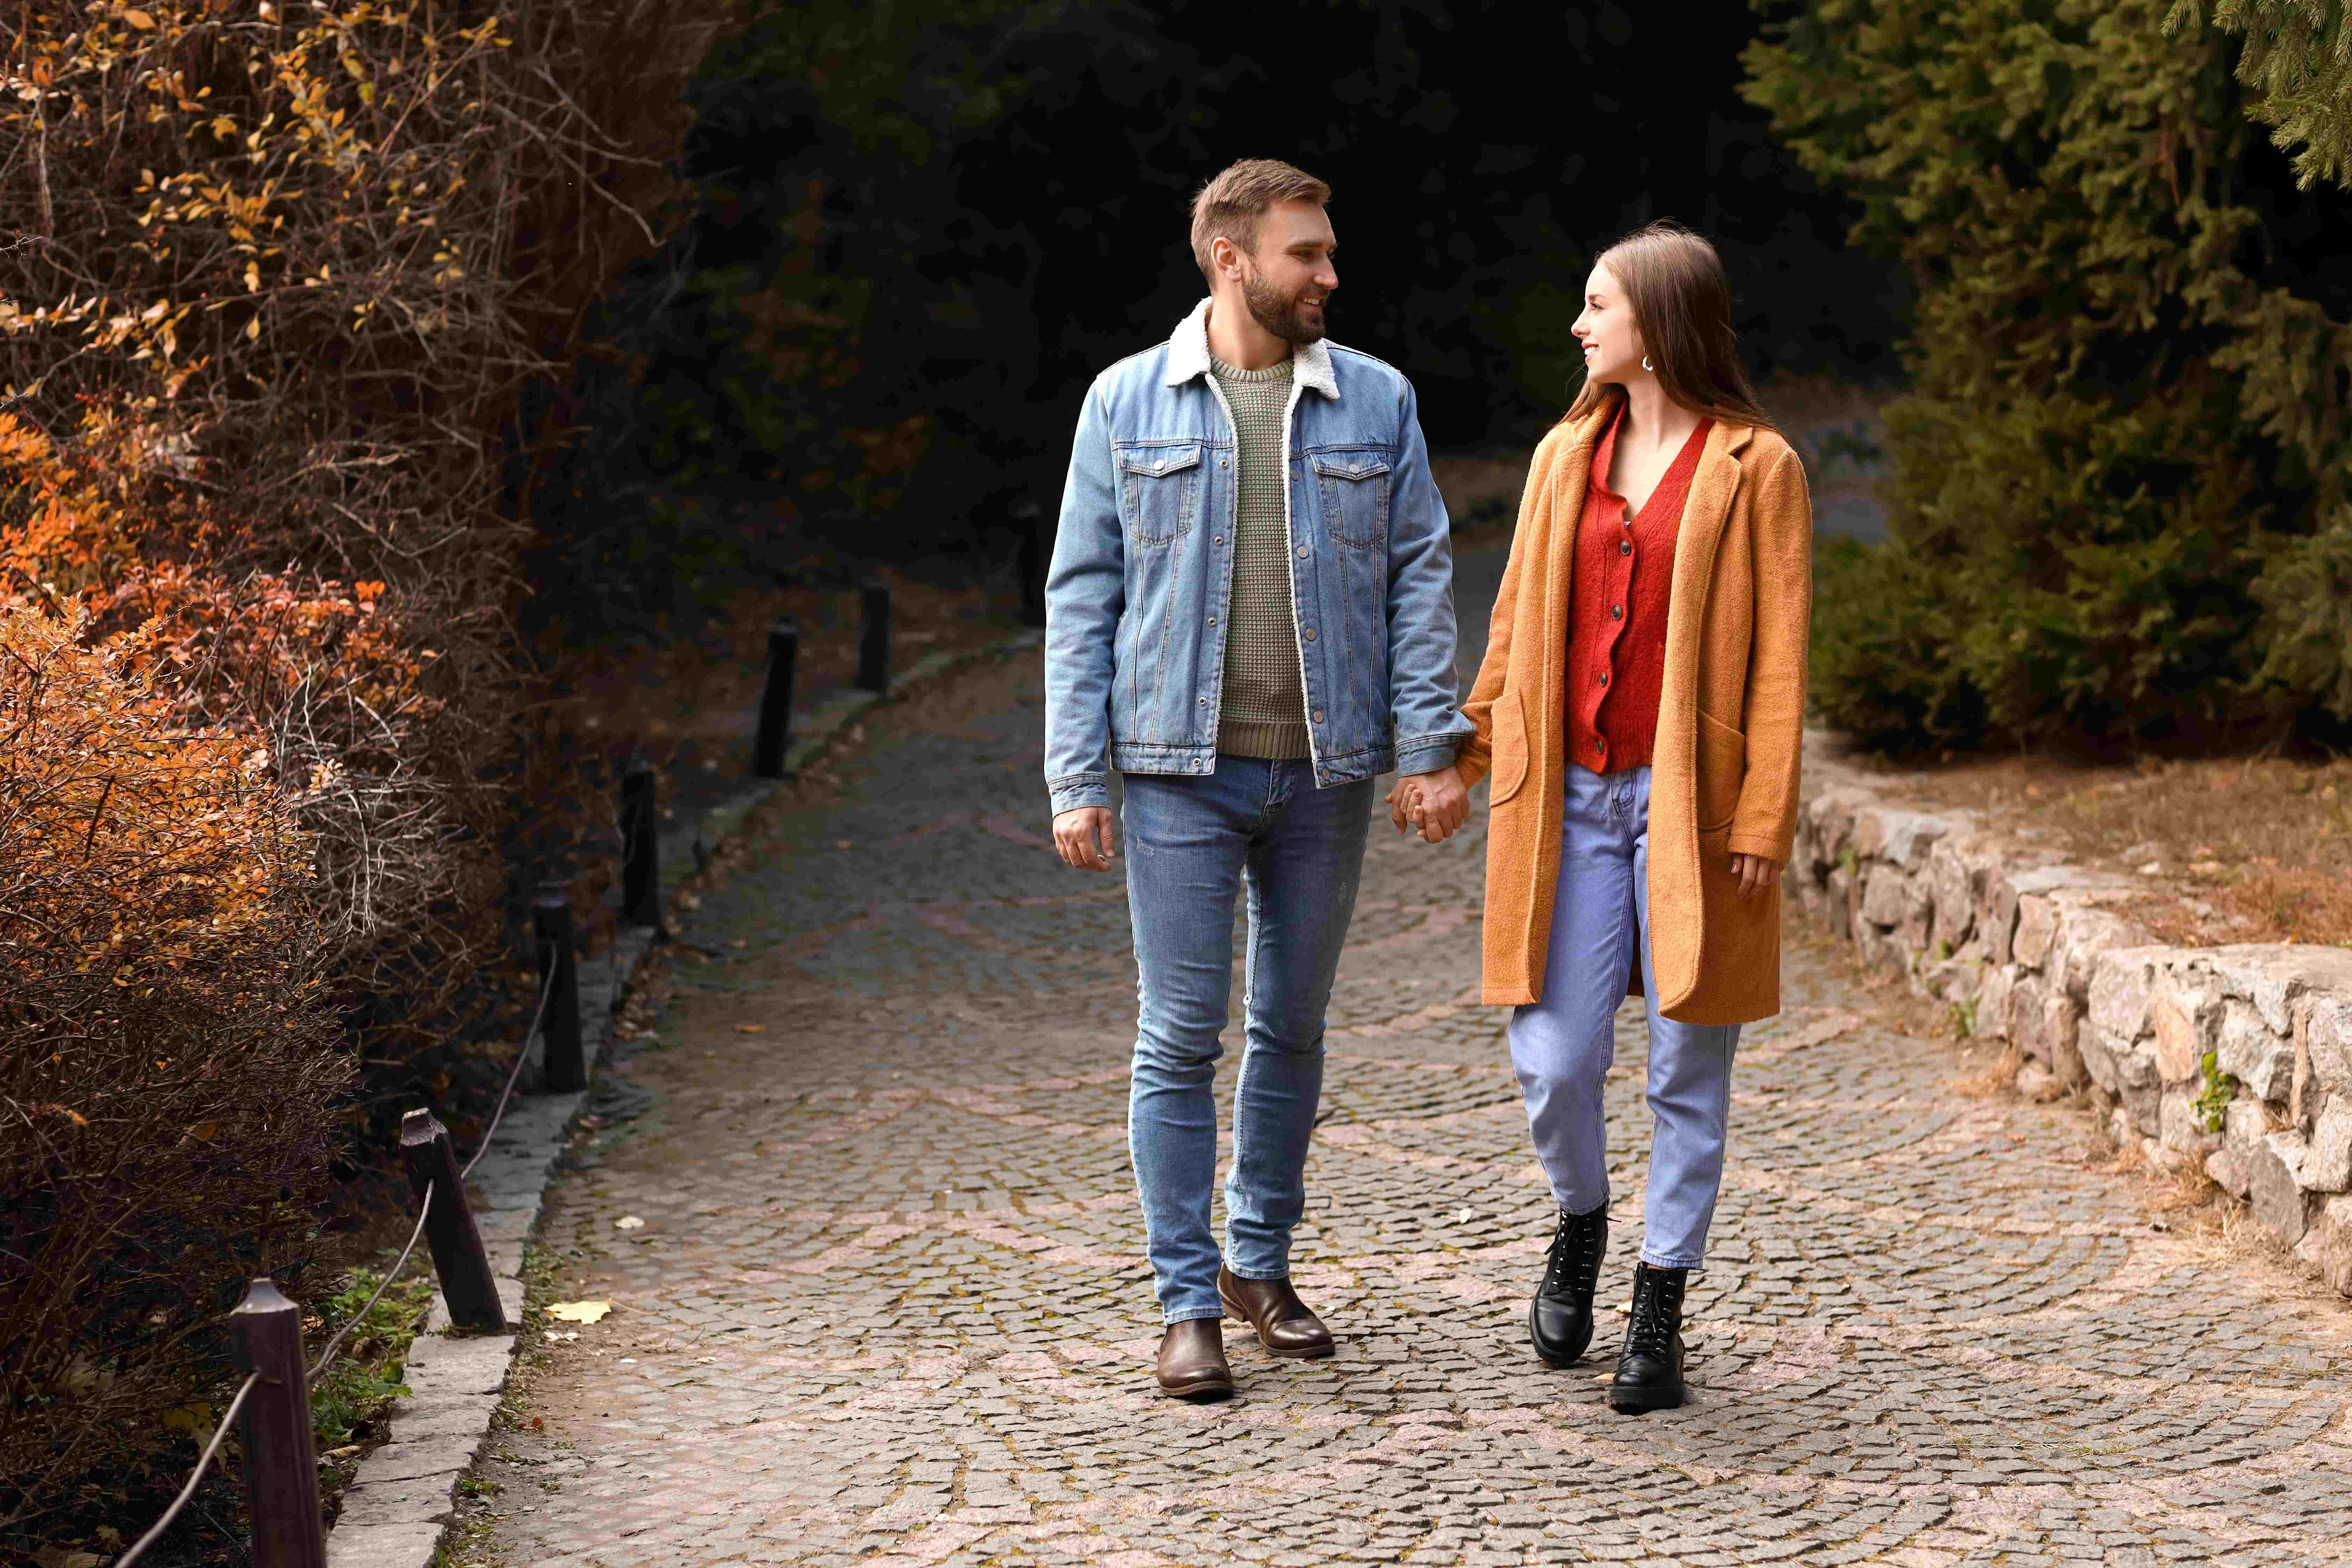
xmin=453 ymin=644 xmax=2352 ymax=1568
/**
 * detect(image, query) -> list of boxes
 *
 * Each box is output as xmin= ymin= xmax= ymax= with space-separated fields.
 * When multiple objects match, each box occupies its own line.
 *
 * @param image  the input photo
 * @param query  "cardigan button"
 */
xmin=1598 ymin=670 xmax=1609 ymax=686
xmin=1619 ymin=540 xmax=1632 ymax=556
xmin=1610 ymin=604 xmax=1624 ymax=620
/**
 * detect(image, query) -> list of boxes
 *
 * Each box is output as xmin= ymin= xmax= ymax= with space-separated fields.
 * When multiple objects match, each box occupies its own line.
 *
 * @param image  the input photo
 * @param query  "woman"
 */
xmin=1394 ymin=221 xmax=1811 ymax=1412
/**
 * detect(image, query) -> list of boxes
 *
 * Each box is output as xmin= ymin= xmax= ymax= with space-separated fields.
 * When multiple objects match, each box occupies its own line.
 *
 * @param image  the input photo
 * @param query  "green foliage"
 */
xmin=2171 ymin=0 xmax=2352 ymax=188
xmin=309 ymin=1267 xmax=437 ymax=1451
xmin=2195 ymin=1049 xmax=2239 ymax=1132
xmin=1745 ymin=0 xmax=2352 ymax=752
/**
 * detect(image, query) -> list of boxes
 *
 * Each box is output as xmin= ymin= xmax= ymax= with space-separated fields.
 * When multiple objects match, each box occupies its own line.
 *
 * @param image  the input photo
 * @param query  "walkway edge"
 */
xmin=323 ymin=628 xmax=1047 ymax=1568
xmin=1790 ymin=726 xmax=2352 ymax=1296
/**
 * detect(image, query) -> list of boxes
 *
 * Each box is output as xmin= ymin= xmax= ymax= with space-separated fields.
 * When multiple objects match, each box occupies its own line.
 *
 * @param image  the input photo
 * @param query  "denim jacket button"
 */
xmin=1312 ymin=709 xmax=1325 ymax=723
xmin=1294 ymin=544 xmax=1308 ymax=558
xmin=1303 ymin=628 xmax=1317 ymax=642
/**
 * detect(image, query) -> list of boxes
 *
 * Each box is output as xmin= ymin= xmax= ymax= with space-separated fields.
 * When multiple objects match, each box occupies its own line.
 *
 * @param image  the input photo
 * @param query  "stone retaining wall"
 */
xmin=1786 ymin=730 xmax=2352 ymax=1296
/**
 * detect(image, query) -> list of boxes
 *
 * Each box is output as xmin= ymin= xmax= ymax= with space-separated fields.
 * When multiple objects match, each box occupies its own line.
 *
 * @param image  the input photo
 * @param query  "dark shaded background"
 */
xmin=539 ymin=0 xmax=1906 ymax=640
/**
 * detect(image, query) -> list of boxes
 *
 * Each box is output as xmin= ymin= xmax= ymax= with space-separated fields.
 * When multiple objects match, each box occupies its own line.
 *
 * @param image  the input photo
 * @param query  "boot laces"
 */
xmin=1541 ymin=1208 xmax=1603 ymax=1296
xmin=1626 ymin=1266 xmax=1685 ymax=1358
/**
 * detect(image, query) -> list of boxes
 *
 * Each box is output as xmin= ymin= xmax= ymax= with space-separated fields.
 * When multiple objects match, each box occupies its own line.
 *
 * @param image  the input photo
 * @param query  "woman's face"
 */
xmin=1572 ymin=264 xmax=1646 ymax=386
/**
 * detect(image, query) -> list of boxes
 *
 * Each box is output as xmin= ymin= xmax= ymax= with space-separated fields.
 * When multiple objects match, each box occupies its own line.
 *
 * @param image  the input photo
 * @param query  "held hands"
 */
xmin=1053 ymin=806 xmax=1116 ymax=871
xmin=1386 ymin=764 xmax=1469 ymax=845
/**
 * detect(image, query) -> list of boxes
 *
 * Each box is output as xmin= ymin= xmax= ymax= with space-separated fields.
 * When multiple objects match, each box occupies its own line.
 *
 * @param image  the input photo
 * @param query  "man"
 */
xmin=1043 ymin=158 xmax=1472 ymax=1400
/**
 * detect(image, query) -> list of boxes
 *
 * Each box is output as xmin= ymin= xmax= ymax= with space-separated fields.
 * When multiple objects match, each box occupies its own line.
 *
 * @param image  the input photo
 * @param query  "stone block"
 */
xmin=2216 ymin=998 xmax=2294 ymax=1104
xmin=1920 ymin=955 xmax=1979 ymax=1004
xmin=1902 ymin=874 xmax=1936 ymax=954
xmin=2055 ymin=907 xmax=2148 ymax=1001
xmin=2305 ymin=1096 xmax=2352 ymax=1193
xmin=2308 ymin=992 xmax=2352 ymax=1096
xmin=1927 ymin=838 xmax=1977 ymax=954
xmin=1856 ymin=919 xmax=1907 ymax=974
xmin=2047 ymin=992 xmax=2087 ymax=1090
xmin=2087 ymin=950 xmax=2161 ymax=1046
xmin=2150 ymin=997 xmax=2204 ymax=1086
xmin=327 ymin=1522 xmax=450 ymax=1568
xmin=2302 ymin=1195 xmax=2352 ymax=1296
xmin=1859 ymin=863 xmax=1909 ymax=931
xmin=1976 ymin=964 xmax=2017 ymax=1041
xmin=1821 ymin=865 xmax=1853 ymax=940
xmin=2208 ymin=944 xmax=2352 ymax=1036
xmin=1814 ymin=791 xmax=1858 ymax=868
xmin=2252 ymin=1132 xmax=2314 ymax=1245
xmin=1855 ymin=807 xmax=1948 ymax=872
xmin=2012 ymin=894 xmax=2058 ymax=970
xmin=2008 ymin=971 xmax=2050 ymax=1065
xmin=2159 ymin=1091 xmax=2219 ymax=1155
xmin=2123 ymin=1075 xmax=2163 ymax=1136
xmin=1977 ymin=866 xmax=2021 ymax=966
xmin=2206 ymin=1144 xmax=2252 ymax=1199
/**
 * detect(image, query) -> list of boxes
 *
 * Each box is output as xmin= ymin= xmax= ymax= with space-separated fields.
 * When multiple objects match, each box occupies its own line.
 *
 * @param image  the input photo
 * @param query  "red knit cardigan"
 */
xmin=1563 ymin=407 xmax=1714 ymax=775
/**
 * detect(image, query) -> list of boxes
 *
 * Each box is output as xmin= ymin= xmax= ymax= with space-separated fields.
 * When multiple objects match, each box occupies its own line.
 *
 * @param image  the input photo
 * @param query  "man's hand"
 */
xmin=1053 ymin=806 xmax=1117 ymax=871
xmin=1730 ymin=852 xmax=1780 ymax=898
xmin=1386 ymin=764 xmax=1469 ymax=844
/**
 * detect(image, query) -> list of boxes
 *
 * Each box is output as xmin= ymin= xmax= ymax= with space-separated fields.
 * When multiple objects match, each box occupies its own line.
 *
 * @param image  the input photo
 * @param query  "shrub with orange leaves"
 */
xmin=0 ymin=597 xmax=347 ymax=1514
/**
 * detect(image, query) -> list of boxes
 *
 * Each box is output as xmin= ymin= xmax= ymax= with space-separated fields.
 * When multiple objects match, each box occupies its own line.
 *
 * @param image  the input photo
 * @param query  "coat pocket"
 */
xmin=1309 ymin=447 xmax=1393 ymax=550
xmin=1489 ymin=687 xmax=1531 ymax=806
xmin=1116 ymin=441 xmax=1205 ymax=547
xmin=1695 ymin=707 xmax=1745 ymax=833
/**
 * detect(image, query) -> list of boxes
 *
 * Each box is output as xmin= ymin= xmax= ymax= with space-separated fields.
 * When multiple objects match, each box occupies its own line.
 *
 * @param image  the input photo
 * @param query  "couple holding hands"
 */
xmin=1041 ymin=159 xmax=1812 ymax=1412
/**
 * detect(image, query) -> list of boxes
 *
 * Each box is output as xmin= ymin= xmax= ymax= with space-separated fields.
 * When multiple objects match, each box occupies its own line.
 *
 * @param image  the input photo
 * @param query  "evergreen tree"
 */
xmin=1746 ymin=0 xmax=2352 ymax=752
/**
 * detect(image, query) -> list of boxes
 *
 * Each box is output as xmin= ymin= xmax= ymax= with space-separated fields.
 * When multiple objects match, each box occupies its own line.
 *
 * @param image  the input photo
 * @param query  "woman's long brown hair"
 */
xmin=1561 ymin=220 xmax=1776 ymax=432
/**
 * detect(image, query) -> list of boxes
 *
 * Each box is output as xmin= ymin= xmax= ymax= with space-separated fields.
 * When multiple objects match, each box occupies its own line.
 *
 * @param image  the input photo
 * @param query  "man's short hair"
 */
xmin=1189 ymin=159 xmax=1332 ymax=285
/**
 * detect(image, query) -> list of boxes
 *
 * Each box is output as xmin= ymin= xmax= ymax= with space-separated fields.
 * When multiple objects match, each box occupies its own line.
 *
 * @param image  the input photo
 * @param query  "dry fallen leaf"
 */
xmin=545 ymin=1300 xmax=611 ymax=1324
xmin=614 ymin=1215 xmax=645 ymax=1230
xmin=734 ymin=1023 xmax=765 ymax=1034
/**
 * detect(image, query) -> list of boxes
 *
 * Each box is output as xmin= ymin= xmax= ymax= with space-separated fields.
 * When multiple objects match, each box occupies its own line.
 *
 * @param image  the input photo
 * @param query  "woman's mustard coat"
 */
xmin=1452 ymin=404 xmax=1813 ymax=1025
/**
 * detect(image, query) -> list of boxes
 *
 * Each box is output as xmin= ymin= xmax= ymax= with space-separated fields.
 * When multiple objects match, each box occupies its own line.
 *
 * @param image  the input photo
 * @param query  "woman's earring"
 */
xmin=1641 ymin=355 xmax=1653 ymax=372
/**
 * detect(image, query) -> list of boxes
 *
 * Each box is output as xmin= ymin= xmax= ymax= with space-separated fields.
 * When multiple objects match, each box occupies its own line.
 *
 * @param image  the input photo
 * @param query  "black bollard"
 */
xmin=618 ymin=756 xmax=660 ymax=927
xmin=752 ymin=619 xmax=799 ymax=779
xmin=1015 ymin=501 xmax=1047 ymax=628
xmin=397 ymin=1110 xmax=507 ymax=1331
xmin=231 ymin=1279 xmax=328 ymax=1568
xmin=533 ymin=884 xmax=584 ymax=1091
xmin=855 ymin=581 xmax=890 ymax=694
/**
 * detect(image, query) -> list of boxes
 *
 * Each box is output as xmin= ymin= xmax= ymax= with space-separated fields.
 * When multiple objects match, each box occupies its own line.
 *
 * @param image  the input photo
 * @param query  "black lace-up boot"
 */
xmin=1529 ymin=1202 xmax=1608 ymax=1367
xmin=1608 ymin=1261 xmax=1688 ymax=1412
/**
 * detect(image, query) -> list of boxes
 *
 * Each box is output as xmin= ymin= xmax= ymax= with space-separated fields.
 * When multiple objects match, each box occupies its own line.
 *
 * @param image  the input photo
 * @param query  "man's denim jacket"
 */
xmin=1044 ymin=299 xmax=1472 ymax=814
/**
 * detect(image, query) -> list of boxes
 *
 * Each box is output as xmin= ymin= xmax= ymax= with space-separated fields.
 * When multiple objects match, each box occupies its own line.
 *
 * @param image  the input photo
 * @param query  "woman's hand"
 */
xmin=1729 ymin=852 xmax=1780 ymax=898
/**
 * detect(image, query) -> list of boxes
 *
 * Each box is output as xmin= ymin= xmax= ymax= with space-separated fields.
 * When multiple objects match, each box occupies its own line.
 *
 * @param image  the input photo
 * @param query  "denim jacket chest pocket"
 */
xmin=1309 ymin=446 xmax=1392 ymax=550
xmin=1116 ymin=441 xmax=1206 ymax=546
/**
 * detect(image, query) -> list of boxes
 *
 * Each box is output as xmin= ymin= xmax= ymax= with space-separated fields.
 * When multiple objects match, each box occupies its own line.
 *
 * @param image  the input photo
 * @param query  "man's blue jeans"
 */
xmin=1507 ymin=762 xmax=1741 ymax=1270
xmin=1120 ymin=756 xmax=1375 ymax=1323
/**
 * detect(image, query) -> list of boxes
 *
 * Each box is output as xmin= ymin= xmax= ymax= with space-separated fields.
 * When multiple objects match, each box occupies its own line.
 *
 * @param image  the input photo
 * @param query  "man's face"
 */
xmin=1228 ymin=201 xmax=1338 ymax=345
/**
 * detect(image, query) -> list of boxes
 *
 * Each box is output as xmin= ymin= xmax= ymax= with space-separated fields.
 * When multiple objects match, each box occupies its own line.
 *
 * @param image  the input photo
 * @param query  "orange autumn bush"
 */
xmin=0 ymin=0 xmax=737 ymax=1530
xmin=0 ymin=596 xmax=347 ymax=1511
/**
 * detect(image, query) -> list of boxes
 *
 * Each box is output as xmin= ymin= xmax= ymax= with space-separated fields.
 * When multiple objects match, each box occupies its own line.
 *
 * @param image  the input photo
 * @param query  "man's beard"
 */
xmin=1242 ymin=269 xmax=1325 ymax=346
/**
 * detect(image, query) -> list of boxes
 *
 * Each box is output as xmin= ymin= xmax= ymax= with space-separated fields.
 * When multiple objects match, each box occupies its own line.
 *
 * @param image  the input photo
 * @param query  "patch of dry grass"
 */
xmin=1847 ymin=749 xmax=2352 ymax=947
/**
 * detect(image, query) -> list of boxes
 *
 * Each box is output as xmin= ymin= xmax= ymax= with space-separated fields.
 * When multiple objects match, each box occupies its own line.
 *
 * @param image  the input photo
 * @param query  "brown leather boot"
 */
xmin=1217 ymin=1265 xmax=1335 ymax=1359
xmin=1155 ymin=1318 xmax=1233 ymax=1400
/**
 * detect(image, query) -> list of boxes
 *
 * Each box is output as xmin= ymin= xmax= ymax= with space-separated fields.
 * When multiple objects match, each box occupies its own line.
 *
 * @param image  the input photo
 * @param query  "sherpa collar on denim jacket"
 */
xmin=1159 ymin=298 xmax=1341 ymax=400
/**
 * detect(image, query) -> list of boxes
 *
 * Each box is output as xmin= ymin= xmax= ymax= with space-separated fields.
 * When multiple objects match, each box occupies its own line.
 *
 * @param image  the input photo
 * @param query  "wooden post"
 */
xmin=231 ymin=1279 xmax=328 ymax=1568
xmin=534 ymin=884 xmax=584 ymax=1091
xmin=1016 ymin=501 xmax=1047 ymax=628
xmin=752 ymin=619 xmax=798 ymax=779
xmin=397 ymin=1109 xmax=507 ymax=1331
xmin=855 ymin=581 xmax=890 ymax=694
xmin=618 ymin=756 xmax=660 ymax=928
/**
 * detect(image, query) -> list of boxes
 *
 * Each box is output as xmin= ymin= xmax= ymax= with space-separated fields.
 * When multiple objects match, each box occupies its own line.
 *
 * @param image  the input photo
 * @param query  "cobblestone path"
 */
xmin=467 ymin=649 xmax=2352 ymax=1567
